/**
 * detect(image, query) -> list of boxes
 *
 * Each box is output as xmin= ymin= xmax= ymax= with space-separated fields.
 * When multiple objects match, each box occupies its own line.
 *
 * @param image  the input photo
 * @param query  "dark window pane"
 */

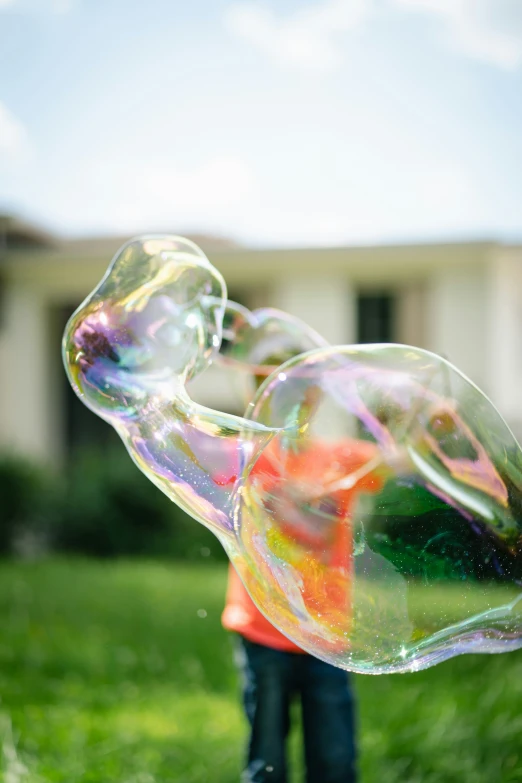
xmin=357 ymin=294 xmax=395 ymax=343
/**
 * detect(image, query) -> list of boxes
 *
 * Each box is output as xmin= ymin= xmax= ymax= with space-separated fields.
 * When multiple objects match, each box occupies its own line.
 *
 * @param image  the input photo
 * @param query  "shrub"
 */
xmin=0 ymin=449 xmax=227 ymax=562
xmin=54 ymin=448 xmax=226 ymax=561
xmin=0 ymin=455 xmax=56 ymax=555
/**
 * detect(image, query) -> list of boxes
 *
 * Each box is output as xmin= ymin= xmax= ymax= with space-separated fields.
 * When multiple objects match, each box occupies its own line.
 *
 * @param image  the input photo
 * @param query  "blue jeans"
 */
xmin=235 ymin=638 xmax=357 ymax=783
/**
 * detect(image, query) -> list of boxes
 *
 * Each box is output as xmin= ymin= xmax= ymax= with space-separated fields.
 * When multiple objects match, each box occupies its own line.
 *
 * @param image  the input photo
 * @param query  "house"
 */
xmin=1 ymin=215 xmax=521 ymax=466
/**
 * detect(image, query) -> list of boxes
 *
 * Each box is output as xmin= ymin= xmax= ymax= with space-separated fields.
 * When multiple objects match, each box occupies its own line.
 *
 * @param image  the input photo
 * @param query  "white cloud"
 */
xmin=392 ymin=0 xmax=522 ymax=69
xmin=237 ymin=163 xmax=485 ymax=246
xmin=0 ymin=101 xmax=30 ymax=161
xmin=225 ymin=0 xmax=522 ymax=71
xmin=63 ymin=155 xmax=257 ymax=234
xmin=0 ymin=0 xmax=75 ymax=12
xmin=224 ymin=0 xmax=372 ymax=71
xmin=50 ymin=0 xmax=74 ymax=13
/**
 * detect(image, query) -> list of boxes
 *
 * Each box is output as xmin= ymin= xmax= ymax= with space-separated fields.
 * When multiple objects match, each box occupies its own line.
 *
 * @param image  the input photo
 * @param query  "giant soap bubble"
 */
xmin=63 ymin=235 xmax=522 ymax=674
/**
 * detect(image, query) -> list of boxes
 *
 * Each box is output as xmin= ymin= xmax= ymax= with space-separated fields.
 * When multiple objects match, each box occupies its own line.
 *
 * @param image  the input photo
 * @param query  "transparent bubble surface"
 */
xmin=63 ymin=235 xmax=522 ymax=674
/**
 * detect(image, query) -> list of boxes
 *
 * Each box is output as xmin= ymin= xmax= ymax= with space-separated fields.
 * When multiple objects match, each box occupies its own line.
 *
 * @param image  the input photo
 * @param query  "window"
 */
xmin=357 ymin=293 xmax=396 ymax=344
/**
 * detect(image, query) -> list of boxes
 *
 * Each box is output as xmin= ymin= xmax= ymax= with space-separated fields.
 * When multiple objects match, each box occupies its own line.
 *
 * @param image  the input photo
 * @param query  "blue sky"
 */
xmin=1 ymin=0 xmax=521 ymax=246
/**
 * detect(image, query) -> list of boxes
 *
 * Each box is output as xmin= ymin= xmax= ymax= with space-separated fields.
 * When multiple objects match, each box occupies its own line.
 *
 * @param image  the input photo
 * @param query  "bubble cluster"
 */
xmin=63 ymin=235 xmax=522 ymax=674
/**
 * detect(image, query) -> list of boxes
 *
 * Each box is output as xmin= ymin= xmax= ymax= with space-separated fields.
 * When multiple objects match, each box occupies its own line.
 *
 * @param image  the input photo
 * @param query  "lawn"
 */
xmin=0 ymin=559 xmax=521 ymax=782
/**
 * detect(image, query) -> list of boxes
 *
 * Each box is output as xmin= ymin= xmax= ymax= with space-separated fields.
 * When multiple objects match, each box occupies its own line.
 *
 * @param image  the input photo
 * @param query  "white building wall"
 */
xmin=271 ymin=275 xmax=356 ymax=346
xmin=0 ymin=315 xmax=9 ymax=444
xmin=425 ymin=265 xmax=490 ymax=395
xmin=0 ymin=283 xmax=57 ymax=462
xmin=396 ymin=283 xmax=427 ymax=348
xmin=188 ymin=364 xmax=247 ymax=414
xmin=488 ymin=248 xmax=522 ymax=432
xmin=3 ymin=242 xmax=521 ymax=464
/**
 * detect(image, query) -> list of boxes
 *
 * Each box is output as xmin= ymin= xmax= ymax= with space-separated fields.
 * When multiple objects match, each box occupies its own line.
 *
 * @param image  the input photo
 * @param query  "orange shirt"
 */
xmin=222 ymin=438 xmax=382 ymax=652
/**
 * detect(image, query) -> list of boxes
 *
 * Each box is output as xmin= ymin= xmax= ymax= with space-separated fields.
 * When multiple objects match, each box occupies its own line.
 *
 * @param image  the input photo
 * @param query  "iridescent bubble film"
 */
xmin=63 ymin=235 xmax=522 ymax=674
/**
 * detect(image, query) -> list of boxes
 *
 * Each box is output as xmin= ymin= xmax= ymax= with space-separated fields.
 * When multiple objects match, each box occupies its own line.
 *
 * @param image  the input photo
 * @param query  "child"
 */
xmin=223 ymin=432 xmax=382 ymax=783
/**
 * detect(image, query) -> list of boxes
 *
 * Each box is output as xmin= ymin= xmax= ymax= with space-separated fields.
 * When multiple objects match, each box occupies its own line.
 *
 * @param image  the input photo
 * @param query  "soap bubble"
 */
xmin=63 ymin=235 xmax=522 ymax=674
xmin=219 ymin=298 xmax=328 ymax=375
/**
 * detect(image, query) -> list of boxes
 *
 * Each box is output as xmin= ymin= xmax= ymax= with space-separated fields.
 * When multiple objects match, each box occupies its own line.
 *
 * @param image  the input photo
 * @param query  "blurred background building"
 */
xmin=1 ymin=0 xmax=521 ymax=470
xmin=1 ymin=214 xmax=521 ymax=466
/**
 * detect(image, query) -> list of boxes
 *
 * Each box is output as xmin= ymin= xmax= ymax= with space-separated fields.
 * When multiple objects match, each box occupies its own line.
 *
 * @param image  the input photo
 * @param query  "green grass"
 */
xmin=0 ymin=560 xmax=521 ymax=782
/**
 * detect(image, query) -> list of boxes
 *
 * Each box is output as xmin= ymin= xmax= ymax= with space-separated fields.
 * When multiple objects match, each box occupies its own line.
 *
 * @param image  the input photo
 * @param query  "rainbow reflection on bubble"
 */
xmin=62 ymin=235 xmax=522 ymax=674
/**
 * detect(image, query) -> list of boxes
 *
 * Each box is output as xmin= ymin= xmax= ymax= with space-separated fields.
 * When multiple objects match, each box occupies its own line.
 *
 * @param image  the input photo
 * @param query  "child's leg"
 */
xmin=299 ymin=655 xmax=357 ymax=783
xmin=235 ymin=638 xmax=297 ymax=783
